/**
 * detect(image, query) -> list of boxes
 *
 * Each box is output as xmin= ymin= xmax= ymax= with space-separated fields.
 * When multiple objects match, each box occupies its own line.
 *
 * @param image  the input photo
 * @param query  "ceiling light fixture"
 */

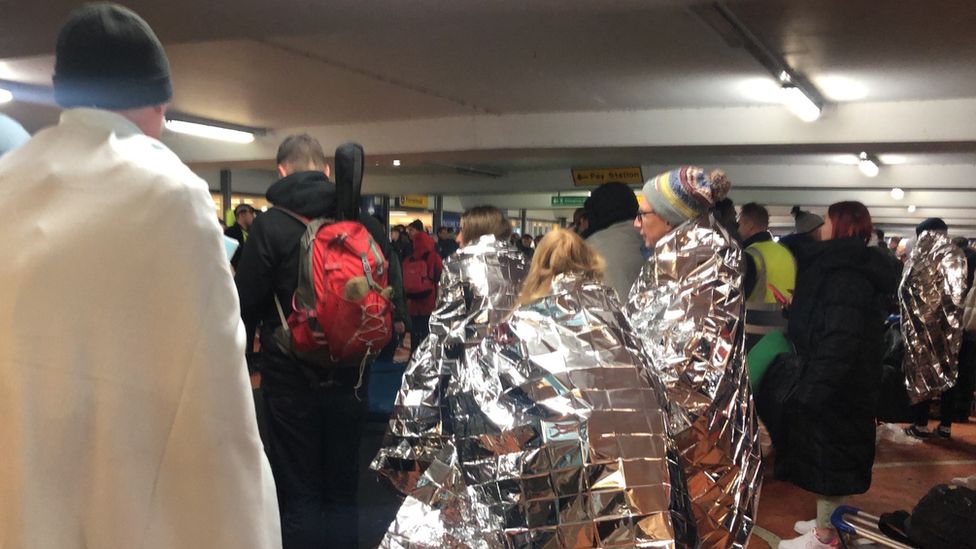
xmin=710 ymin=3 xmax=827 ymax=123
xmin=782 ymin=86 xmax=822 ymax=122
xmin=393 ymin=159 xmax=401 ymax=167
xmin=0 ymin=88 xmax=12 ymax=104
xmin=907 ymin=205 xmax=917 ymax=213
xmin=165 ymin=119 xmax=255 ymax=144
xmin=859 ymin=152 xmax=880 ymax=177
xmin=814 ymin=75 xmax=868 ymax=102
xmin=890 ymin=188 xmax=905 ymax=200
xmin=832 ymin=154 xmax=861 ymax=165
xmin=877 ymin=154 xmax=907 ymax=165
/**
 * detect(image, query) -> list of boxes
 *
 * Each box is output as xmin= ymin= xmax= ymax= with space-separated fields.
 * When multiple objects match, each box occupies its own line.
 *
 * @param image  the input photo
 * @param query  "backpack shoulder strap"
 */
xmin=274 ymin=206 xmax=310 ymax=226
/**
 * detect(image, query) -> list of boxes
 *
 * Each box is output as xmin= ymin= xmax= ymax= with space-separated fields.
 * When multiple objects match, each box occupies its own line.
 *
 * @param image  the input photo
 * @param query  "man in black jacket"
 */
xmin=236 ymin=134 xmax=402 ymax=549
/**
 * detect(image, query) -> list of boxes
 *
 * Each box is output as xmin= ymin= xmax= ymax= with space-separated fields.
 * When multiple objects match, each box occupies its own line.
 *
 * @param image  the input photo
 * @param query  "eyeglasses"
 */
xmin=635 ymin=210 xmax=655 ymax=225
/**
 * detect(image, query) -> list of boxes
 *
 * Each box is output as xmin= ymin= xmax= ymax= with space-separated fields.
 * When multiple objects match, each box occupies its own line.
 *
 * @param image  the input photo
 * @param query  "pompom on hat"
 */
xmin=641 ymin=166 xmax=731 ymax=226
xmin=790 ymin=206 xmax=824 ymax=235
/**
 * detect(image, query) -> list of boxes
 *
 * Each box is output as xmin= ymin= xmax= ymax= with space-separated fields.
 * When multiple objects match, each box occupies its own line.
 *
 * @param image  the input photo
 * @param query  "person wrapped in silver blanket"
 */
xmin=372 ymin=206 xmax=529 ymax=495
xmin=628 ymin=167 xmax=762 ymax=549
xmin=378 ymin=228 xmax=695 ymax=548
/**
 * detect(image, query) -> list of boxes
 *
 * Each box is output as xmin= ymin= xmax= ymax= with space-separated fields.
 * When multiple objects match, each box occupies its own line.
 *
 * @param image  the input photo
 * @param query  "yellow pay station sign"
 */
xmin=398 ymin=194 xmax=430 ymax=209
xmin=572 ymin=167 xmax=644 ymax=186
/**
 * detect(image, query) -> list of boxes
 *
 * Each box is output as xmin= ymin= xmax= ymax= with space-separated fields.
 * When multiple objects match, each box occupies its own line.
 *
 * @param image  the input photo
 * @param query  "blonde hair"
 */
xmin=460 ymin=205 xmax=512 ymax=245
xmin=518 ymin=228 xmax=605 ymax=305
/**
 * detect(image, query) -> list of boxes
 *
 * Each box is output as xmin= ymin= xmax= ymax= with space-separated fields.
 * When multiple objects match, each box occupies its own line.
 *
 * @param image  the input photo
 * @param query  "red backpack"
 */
xmin=274 ymin=208 xmax=393 ymax=365
xmin=402 ymin=251 xmax=436 ymax=298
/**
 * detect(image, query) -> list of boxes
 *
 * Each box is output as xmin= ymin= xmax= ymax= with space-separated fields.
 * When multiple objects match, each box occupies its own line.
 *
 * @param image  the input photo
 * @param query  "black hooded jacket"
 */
xmin=581 ymin=182 xmax=639 ymax=239
xmin=773 ymin=237 xmax=902 ymax=496
xmin=236 ymin=171 xmax=398 ymax=389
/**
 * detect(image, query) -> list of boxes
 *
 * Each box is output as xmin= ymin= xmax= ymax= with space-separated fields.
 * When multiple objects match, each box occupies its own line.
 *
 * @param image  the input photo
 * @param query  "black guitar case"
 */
xmin=334 ymin=142 xmax=365 ymax=222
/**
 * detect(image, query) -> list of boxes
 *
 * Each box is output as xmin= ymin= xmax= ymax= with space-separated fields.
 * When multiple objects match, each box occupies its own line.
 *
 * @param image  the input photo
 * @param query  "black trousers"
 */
xmin=957 ymin=338 xmax=976 ymax=421
xmin=264 ymin=377 xmax=367 ymax=549
xmin=410 ymin=314 xmax=431 ymax=356
xmin=912 ymin=390 xmax=956 ymax=428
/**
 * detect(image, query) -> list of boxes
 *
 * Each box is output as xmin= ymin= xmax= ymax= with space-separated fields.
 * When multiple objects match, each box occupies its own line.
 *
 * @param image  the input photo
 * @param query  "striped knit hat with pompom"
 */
xmin=641 ymin=166 xmax=731 ymax=226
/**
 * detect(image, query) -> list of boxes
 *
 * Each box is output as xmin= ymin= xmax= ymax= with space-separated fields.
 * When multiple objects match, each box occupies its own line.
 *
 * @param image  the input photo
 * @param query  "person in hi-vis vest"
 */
xmin=739 ymin=202 xmax=797 ymax=351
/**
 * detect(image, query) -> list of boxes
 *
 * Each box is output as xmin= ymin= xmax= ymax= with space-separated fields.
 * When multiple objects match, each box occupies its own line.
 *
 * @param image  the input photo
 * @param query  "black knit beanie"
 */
xmin=53 ymin=3 xmax=172 ymax=109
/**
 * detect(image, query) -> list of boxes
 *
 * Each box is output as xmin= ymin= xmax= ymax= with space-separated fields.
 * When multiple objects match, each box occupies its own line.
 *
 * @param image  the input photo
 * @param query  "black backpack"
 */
xmin=908 ymin=484 xmax=976 ymax=549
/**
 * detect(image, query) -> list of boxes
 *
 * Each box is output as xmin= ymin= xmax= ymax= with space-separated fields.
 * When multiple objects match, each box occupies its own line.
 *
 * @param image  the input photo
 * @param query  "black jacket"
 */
xmin=436 ymin=237 xmax=459 ymax=260
xmin=235 ymin=171 xmax=398 ymax=390
xmin=774 ymin=237 xmax=901 ymax=496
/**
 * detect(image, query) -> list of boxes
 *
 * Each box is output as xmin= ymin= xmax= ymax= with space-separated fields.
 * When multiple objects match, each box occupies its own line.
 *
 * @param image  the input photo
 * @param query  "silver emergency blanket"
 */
xmin=373 ymin=234 xmax=529 ymax=495
xmin=380 ymin=274 xmax=696 ymax=548
xmin=899 ymin=230 xmax=967 ymax=404
xmin=626 ymin=214 xmax=761 ymax=549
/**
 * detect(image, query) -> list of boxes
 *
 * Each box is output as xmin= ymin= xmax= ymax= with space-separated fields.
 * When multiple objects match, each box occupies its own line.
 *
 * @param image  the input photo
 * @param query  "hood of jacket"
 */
xmin=266 ymin=170 xmax=335 ymax=218
xmin=410 ymin=230 xmax=437 ymax=259
xmin=794 ymin=236 xmax=902 ymax=296
xmin=582 ymin=182 xmax=640 ymax=238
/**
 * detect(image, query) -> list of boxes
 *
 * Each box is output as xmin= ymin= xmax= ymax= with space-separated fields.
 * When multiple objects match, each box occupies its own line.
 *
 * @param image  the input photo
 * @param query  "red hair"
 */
xmin=827 ymin=201 xmax=873 ymax=243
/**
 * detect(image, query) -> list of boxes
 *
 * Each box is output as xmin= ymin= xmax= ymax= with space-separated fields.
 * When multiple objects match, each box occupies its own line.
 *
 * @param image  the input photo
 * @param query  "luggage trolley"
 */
xmin=830 ymin=506 xmax=916 ymax=548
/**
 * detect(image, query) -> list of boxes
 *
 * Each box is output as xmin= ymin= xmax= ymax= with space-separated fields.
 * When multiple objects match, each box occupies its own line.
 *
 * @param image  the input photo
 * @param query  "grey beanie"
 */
xmin=791 ymin=206 xmax=824 ymax=235
xmin=53 ymin=3 xmax=172 ymax=109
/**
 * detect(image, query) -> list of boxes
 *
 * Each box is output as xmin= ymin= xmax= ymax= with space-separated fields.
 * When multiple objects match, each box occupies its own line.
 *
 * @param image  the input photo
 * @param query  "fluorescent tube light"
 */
xmin=781 ymin=86 xmax=821 ymax=122
xmin=859 ymin=152 xmax=880 ymax=178
xmin=165 ymin=119 xmax=255 ymax=144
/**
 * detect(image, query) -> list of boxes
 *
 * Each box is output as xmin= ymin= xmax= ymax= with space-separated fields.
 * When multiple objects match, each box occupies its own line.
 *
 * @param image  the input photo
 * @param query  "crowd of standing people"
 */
xmin=2 ymin=4 xmax=975 ymax=549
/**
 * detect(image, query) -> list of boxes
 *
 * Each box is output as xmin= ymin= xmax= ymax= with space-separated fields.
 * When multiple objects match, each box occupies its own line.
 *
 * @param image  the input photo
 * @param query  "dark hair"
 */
xmin=437 ymin=226 xmax=450 ymax=234
xmin=460 ymin=205 xmax=512 ymax=244
xmin=827 ymin=201 xmax=873 ymax=243
xmin=739 ymin=202 xmax=769 ymax=230
xmin=875 ymin=228 xmax=885 ymax=240
xmin=408 ymin=219 xmax=424 ymax=232
xmin=276 ymin=134 xmax=327 ymax=172
xmin=916 ymin=217 xmax=949 ymax=236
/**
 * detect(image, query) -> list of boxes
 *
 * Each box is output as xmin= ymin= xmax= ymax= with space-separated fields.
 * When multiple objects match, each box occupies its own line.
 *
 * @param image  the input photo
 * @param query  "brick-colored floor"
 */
xmin=749 ymin=421 xmax=976 ymax=548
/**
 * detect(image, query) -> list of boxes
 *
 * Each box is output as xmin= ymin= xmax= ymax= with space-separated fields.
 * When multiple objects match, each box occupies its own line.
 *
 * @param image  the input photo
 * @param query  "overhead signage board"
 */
xmin=551 ymin=195 xmax=588 ymax=207
xmin=398 ymin=194 xmax=429 ymax=209
xmin=572 ymin=167 xmax=644 ymax=186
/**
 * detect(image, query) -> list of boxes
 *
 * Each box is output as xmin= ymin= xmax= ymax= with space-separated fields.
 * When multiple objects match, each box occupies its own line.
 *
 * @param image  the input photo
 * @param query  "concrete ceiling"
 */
xmin=1 ymin=0 xmax=976 ymax=234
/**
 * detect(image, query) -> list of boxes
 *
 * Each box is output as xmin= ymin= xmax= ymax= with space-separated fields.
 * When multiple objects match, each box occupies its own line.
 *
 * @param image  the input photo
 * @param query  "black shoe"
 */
xmin=936 ymin=425 xmax=951 ymax=438
xmin=905 ymin=425 xmax=932 ymax=438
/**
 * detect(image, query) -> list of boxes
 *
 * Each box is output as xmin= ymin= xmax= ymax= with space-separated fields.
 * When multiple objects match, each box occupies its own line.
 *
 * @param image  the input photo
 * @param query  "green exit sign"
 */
xmin=551 ymin=195 xmax=587 ymax=207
